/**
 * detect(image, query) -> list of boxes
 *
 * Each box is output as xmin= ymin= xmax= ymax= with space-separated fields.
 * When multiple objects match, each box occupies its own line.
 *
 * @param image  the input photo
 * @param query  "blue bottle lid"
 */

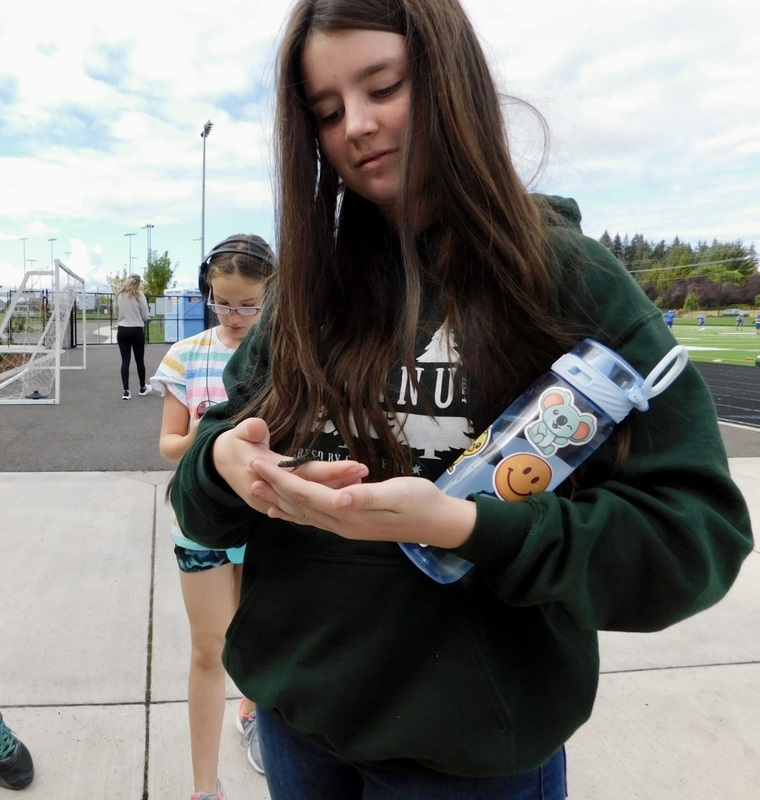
xmin=552 ymin=339 xmax=689 ymax=422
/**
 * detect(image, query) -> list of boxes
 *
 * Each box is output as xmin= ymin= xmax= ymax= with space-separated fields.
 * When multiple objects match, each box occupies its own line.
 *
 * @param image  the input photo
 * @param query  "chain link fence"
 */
xmin=1 ymin=290 xmax=209 ymax=348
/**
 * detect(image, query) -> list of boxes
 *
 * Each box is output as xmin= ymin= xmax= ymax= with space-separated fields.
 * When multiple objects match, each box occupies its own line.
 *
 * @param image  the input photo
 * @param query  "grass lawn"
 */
xmin=671 ymin=314 xmax=760 ymax=367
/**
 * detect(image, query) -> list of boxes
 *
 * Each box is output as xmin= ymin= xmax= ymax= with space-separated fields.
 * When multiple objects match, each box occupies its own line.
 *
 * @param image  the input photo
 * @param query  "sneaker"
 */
xmin=0 ymin=713 xmax=34 ymax=790
xmin=190 ymin=778 xmax=226 ymax=800
xmin=240 ymin=708 xmax=264 ymax=775
xmin=139 ymin=385 xmax=153 ymax=396
xmin=122 ymin=390 xmax=131 ymax=400
xmin=235 ymin=697 xmax=255 ymax=736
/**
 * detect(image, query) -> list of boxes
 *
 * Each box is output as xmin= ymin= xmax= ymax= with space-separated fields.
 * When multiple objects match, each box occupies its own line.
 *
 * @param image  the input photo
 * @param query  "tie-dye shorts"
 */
xmin=173 ymin=544 xmax=246 ymax=573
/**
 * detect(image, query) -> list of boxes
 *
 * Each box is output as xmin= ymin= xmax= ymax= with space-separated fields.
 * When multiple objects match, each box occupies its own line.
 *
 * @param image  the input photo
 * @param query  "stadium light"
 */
xmin=200 ymin=120 xmax=213 ymax=260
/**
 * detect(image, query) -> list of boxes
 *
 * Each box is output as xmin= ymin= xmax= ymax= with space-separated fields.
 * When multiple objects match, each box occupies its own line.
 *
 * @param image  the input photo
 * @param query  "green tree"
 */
xmin=599 ymin=231 xmax=613 ymax=251
xmin=105 ymin=268 xmax=127 ymax=296
xmin=611 ymin=233 xmax=623 ymax=260
xmin=696 ymin=240 xmax=756 ymax=281
xmin=683 ymin=291 xmax=700 ymax=313
xmin=598 ymin=232 xmax=759 ymax=310
xmin=143 ymin=251 xmax=177 ymax=297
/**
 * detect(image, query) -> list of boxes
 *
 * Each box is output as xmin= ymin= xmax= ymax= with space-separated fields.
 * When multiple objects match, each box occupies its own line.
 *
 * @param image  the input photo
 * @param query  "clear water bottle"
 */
xmin=399 ymin=339 xmax=689 ymax=584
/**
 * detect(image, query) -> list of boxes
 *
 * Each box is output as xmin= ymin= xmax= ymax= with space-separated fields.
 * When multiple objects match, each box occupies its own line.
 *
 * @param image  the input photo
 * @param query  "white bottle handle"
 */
xmin=628 ymin=345 xmax=689 ymax=410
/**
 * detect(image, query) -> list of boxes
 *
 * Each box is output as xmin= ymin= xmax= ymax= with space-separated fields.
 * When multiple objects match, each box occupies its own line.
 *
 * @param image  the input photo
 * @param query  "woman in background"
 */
xmin=115 ymin=274 xmax=151 ymax=400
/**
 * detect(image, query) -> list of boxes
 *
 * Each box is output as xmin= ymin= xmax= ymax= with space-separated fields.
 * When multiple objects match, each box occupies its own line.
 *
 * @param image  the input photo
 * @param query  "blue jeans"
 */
xmin=258 ymin=707 xmax=567 ymax=800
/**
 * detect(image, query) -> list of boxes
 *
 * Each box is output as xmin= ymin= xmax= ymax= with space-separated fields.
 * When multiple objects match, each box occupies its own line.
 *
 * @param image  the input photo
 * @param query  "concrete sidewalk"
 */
xmin=1 ymin=470 xmax=269 ymax=799
xmin=1 ymin=344 xmax=759 ymax=797
xmin=1 ymin=464 xmax=758 ymax=799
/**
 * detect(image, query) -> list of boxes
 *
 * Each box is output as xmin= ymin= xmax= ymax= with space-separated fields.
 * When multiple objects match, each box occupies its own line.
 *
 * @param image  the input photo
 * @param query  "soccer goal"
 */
xmin=0 ymin=259 xmax=87 ymax=404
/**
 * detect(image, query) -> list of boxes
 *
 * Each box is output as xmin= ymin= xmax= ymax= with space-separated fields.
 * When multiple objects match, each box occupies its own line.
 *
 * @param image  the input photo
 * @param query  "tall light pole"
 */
xmin=200 ymin=120 xmax=213 ymax=260
xmin=19 ymin=237 xmax=28 ymax=273
xmin=124 ymin=232 xmax=137 ymax=275
xmin=48 ymin=238 xmax=57 ymax=267
xmin=142 ymin=223 xmax=154 ymax=274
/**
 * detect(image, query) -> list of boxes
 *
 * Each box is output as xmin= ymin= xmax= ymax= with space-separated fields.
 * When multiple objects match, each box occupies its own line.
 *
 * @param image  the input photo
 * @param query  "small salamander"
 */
xmin=277 ymin=453 xmax=316 ymax=470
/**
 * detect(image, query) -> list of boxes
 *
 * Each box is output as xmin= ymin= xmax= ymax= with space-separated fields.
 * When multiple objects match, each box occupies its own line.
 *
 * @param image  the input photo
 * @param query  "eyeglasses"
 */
xmin=207 ymin=303 xmax=262 ymax=317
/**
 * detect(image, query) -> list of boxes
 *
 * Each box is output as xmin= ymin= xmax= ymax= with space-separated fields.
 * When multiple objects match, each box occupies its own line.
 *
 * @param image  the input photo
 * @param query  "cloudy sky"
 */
xmin=1 ymin=0 xmax=757 ymax=293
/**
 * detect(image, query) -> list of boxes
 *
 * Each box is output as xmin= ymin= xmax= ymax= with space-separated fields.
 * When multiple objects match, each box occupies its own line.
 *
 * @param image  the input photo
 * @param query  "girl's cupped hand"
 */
xmin=212 ymin=417 xmax=369 ymax=516
xmin=251 ymin=458 xmax=476 ymax=550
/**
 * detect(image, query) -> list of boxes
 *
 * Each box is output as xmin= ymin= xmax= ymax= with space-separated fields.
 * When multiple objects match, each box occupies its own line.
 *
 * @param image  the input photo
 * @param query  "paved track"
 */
xmin=695 ymin=361 xmax=760 ymax=427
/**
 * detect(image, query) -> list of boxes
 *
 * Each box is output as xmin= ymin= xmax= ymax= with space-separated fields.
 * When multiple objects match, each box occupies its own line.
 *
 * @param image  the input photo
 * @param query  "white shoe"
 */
xmin=139 ymin=385 xmax=153 ymax=396
xmin=240 ymin=710 xmax=264 ymax=775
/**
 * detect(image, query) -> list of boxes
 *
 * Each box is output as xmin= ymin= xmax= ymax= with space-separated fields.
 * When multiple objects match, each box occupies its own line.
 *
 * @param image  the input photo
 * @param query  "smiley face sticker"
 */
xmin=493 ymin=452 xmax=553 ymax=501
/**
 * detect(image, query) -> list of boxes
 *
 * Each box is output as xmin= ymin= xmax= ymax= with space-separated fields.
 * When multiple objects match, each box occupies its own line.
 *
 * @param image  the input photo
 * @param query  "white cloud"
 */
xmin=1 ymin=0 xmax=758 ymax=293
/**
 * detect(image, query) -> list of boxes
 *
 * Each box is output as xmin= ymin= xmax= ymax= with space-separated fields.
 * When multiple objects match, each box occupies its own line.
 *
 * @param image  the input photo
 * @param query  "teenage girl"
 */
xmin=171 ymin=2 xmax=752 ymax=799
xmin=151 ymin=235 xmax=274 ymax=800
xmin=115 ymin=274 xmax=151 ymax=399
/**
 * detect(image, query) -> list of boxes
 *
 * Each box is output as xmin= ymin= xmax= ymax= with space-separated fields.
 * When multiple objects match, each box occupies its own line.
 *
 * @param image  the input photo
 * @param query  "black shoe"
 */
xmin=0 ymin=713 xmax=34 ymax=790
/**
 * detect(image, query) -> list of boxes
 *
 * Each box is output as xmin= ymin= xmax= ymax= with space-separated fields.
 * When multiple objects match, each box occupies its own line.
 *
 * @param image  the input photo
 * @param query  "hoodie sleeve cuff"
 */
xmin=452 ymin=494 xmax=538 ymax=570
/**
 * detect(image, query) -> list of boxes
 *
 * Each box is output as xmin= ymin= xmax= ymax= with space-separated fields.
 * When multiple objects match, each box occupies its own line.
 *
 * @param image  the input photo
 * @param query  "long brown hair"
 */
xmin=243 ymin=0 xmax=581 ymax=476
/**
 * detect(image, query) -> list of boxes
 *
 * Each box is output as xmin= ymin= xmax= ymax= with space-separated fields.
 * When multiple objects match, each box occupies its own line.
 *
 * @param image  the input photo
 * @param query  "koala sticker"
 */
xmin=524 ymin=387 xmax=597 ymax=456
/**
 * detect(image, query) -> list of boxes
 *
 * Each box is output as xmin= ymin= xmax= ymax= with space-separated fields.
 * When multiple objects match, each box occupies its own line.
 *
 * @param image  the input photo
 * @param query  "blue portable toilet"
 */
xmin=164 ymin=290 xmax=206 ymax=342
xmin=179 ymin=292 xmax=205 ymax=338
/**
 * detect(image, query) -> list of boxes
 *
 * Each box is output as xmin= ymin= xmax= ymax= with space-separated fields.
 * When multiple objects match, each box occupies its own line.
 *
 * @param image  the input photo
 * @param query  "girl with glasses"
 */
xmin=151 ymin=234 xmax=274 ymax=800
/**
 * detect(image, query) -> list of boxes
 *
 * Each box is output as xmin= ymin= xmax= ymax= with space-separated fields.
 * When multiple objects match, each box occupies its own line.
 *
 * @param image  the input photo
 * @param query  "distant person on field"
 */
xmin=735 ymin=313 xmax=744 ymax=328
xmin=697 ymin=314 xmax=705 ymax=330
xmin=115 ymin=274 xmax=151 ymax=400
xmin=755 ymin=312 xmax=760 ymax=334
xmin=664 ymin=309 xmax=675 ymax=329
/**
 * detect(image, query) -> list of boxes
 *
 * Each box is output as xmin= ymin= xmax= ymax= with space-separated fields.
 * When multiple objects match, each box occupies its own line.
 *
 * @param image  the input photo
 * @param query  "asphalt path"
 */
xmin=1 ymin=345 xmax=759 ymax=472
xmin=1 ymin=343 xmax=171 ymax=473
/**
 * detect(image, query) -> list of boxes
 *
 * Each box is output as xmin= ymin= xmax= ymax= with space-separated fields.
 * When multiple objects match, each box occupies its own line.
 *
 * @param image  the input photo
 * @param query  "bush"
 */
xmin=683 ymin=292 xmax=700 ymax=313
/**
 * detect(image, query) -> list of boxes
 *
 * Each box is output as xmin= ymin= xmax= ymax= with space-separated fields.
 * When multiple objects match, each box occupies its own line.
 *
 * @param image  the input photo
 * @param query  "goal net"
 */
xmin=0 ymin=259 xmax=87 ymax=404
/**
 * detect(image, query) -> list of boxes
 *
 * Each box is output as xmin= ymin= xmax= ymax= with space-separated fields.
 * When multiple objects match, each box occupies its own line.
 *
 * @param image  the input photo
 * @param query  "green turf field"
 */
xmin=671 ymin=314 xmax=760 ymax=367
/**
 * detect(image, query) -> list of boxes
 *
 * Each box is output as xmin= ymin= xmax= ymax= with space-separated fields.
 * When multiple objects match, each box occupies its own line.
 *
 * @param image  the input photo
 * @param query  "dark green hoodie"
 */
xmin=171 ymin=196 xmax=752 ymax=777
